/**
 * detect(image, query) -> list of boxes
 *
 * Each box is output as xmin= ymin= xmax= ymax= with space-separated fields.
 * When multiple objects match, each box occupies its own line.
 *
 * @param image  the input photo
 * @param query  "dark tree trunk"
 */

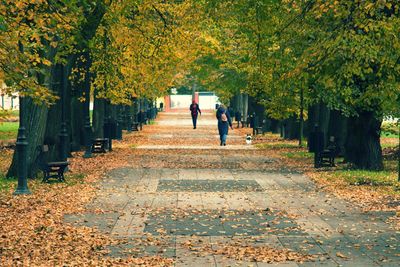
xmin=63 ymin=60 xmax=73 ymax=157
xmin=307 ymin=103 xmax=330 ymax=146
xmin=242 ymin=94 xmax=248 ymax=125
xmin=43 ymin=64 xmax=64 ymax=161
xmin=70 ymin=85 xmax=86 ymax=151
xmin=345 ymin=112 xmax=383 ymax=170
xmin=7 ymin=44 xmax=56 ymax=178
xmin=269 ymin=119 xmax=280 ymax=133
xmin=69 ymin=3 xmax=107 ymax=150
xmin=299 ymin=87 xmax=304 ymax=146
xmin=7 ymin=100 xmax=48 ymax=178
xmin=93 ymin=91 xmax=105 ymax=138
xmin=284 ymin=117 xmax=300 ymax=140
xmin=253 ymin=98 xmax=265 ymax=127
xmin=327 ymin=110 xmax=348 ymax=156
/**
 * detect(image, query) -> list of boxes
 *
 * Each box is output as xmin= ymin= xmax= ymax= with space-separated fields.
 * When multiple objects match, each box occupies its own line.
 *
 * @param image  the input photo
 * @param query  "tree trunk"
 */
xmin=43 ymin=63 xmax=64 ymax=162
xmin=307 ymin=103 xmax=330 ymax=146
xmin=327 ymin=110 xmax=347 ymax=156
xmin=284 ymin=117 xmax=299 ymax=140
xmin=7 ymin=99 xmax=48 ymax=178
xmin=192 ymin=83 xmax=196 ymax=101
xmin=345 ymin=112 xmax=383 ymax=170
xmin=250 ymin=96 xmax=265 ymax=127
xmin=7 ymin=44 xmax=55 ymax=178
xmin=70 ymin=87 xmax=86 ymax=151
xmin=93 ymin=91 xmax=105 ymax=138
xmin=299 ymin=87 xmax=304 ymax=146
xmin=242 ymin=94 xmax=248 ymax=126
xmin=237 ymin=94 xmax=242 ymax=115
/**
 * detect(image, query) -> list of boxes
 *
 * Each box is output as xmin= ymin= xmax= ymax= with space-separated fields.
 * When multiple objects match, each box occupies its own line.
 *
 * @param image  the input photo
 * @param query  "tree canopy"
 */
xmin=0 ymin=0 xmax=399 ymax=117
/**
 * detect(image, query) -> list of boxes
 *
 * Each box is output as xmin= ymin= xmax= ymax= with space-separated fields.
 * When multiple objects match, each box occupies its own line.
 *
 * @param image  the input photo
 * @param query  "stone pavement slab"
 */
xmin=157 ymin=179 xmax=264 ymax=192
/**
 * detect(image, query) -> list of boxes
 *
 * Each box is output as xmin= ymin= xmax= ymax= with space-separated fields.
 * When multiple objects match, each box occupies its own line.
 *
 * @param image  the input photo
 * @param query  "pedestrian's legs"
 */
xmin=222 ymin=134 xmax=227 ymax=146
xmin=192 ymin=116 xmax=197 ymax=129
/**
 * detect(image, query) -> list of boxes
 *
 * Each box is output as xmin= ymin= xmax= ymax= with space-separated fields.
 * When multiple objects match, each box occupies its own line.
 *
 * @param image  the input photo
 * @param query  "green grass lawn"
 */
xmin=255 ymin=143 xmax=304 ymax=149
xmin=0 ymin=174 xmax=16 ymax=192
xmin=327 ymin=166 xmax=399 ymax=188
xmin=381 ymin=131 xmax=398 ymax=138
xmin=264 ymin=134 xmax=400 ymax=193
xmin=283 ymin=151 xmax=313 ymax=159
xmin=0 ymin=122 xmax=18 ymax=140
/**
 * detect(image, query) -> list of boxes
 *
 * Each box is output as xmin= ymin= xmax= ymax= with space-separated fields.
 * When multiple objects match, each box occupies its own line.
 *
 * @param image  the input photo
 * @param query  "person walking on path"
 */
xmin=189 ymin=100 xmax=201 ymax=129
xmin=216 ymin=104 xmax=233 ymax=146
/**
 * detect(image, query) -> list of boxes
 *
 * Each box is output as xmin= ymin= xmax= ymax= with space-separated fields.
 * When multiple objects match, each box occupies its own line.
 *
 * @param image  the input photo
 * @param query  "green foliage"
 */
xmin=190 ymin=0 xmax=400 ymax=121
xmin=1 ymin=0 xmax=399 ymax=119
xmin=0 ymin=0 xmax=87 ymax=104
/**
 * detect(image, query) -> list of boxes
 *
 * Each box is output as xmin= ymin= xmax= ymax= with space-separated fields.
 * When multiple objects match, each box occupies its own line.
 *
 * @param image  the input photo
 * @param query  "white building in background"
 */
xmin=0 ymin=81 xmax=19 ymax=110
xmin=167 ymin=92 xmax=219 ymax=110
xmin=198 ymin=92 xmax=220 ymax=110
xmin=170 ymin=95 xmax=192 ymax=109
xmin=383 ymin=117 xmax=399 ymax=123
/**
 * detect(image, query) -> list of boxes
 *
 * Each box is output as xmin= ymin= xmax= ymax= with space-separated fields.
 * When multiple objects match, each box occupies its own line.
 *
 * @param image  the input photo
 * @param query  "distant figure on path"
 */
xmin=216 ymin=104 xmax=233 ymax=146
xmin=189 ymin=100 xmax=201 ymax=129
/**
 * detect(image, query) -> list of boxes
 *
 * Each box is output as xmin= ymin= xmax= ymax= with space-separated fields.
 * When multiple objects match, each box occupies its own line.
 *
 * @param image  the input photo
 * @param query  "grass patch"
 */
xmin=255 ymin=143 xmax=301 ymax=149
xmin=64 ymin=173 xmax=86 ymax=186
xmin=328 ymin=169 xmax=399 ymax=187
xmin=0 ymin=121 xmax=18 ymax=140
xmin=283 ymin=151 xmax=313 ymax=159
xmin=0 ymin=174 xmax=16 ymax=192
xmin=0 ymin=171 xmax=86 ymax=192
xmin=381 ymin=131 xmax=398 ymax=138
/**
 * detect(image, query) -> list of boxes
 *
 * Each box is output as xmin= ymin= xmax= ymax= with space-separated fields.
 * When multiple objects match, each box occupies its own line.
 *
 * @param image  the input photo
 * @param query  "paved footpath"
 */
xmin=65 ymin=111 xmax=399 ymax=266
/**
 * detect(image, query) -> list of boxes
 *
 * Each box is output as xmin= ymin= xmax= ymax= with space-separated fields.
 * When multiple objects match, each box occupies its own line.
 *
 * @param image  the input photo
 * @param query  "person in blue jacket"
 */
xmin=216 ymin=104 xmax=233 ymax=146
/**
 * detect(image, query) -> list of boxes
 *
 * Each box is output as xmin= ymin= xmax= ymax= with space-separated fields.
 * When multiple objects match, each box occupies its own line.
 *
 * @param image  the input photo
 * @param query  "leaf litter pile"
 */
xmin=0 ymin=134 xmax=174 ymax=266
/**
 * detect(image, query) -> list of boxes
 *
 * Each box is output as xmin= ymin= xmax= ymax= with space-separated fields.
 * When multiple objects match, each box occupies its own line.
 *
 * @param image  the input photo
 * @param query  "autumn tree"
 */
xmin=194 ymin=0 xmax=400 ymax=170
xmin=274 ymin=0 xmax=400 ymax=169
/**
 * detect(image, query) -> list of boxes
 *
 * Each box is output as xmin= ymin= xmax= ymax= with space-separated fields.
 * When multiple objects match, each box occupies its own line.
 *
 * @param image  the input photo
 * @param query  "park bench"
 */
xmin=317 ymin=136 xmax=337 ymax=167
xmin=131 ymin=122 xmax=139 ymax=131
xmin=254 ymin=126 xmax=263 ymax=135
xmin=91 ymin=138 xmax=109 ymax=153
xmin=309 ymin=132 xmax=337 ymax=168
xmin=318 ymin=145 xmax=336 ymax=167
xmin=41 ymin=145 xmax=69 ymax=183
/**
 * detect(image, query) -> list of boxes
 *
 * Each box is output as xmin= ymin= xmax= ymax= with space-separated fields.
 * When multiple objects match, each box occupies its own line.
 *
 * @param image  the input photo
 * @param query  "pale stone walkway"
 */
xmin=65 ymin=111 xmax=399 ymax=266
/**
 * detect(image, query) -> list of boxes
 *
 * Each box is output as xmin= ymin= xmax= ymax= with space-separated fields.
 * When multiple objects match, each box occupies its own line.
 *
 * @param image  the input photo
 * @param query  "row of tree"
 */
xmin=0 ymin=0 xmax=208 ymax=178
xmin=0 ymin=0 xmax=399 ymax=174
xmin=188 ymin=0 xmax=400 ymax=170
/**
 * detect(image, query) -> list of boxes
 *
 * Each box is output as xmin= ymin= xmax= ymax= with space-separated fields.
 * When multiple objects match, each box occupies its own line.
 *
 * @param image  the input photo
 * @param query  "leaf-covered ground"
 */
xmin=0 ymin=111 xmax=399 ymax=266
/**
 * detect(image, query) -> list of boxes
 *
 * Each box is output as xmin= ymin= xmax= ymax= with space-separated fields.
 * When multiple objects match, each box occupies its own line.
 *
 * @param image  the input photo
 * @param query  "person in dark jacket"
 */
xmin=189 ymin=100 xmax=201 ymax=129
xmin=216 ymin=104 xmax=233 ymax=146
